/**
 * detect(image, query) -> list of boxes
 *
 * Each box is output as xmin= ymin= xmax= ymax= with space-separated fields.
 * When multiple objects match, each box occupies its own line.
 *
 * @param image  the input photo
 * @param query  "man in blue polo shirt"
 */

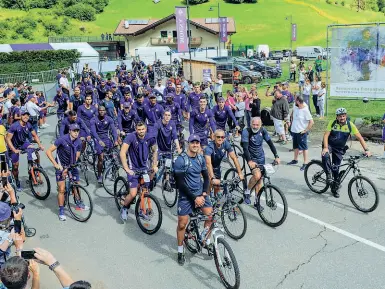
xmin=68 ymin=87 xmax=84 ymax=113
xmin=6 ymin=111 xmax=44 ymax=191
xmin=46 ymin=124 xmax=89 ymax=221
xmin=174 ymin=134 xmax=212 ymax=266
xmin=119 ymin=121 xmax=158 ymax=222
xmin=90 ymin=105 xmax=118 ymax=184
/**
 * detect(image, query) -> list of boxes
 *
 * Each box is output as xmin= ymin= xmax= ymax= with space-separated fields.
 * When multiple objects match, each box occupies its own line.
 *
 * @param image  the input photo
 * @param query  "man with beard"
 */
xmin=163 ymin=94 xmax=182 ymax=134
xmin=132 ymin=94 xmax=146 ymax=121
xmin=187 ymin=83 xmax=203 ymax=119
xmin=97 ymin=79 xmax=108 ymax=101
xmin=111 ymin=84 xmax=123 ymax=111
xmin=69 ymin=87 xmax=84 ymax=113
xmin=143 ymin=94 xmax=164 ymax=136
xmin=118 ymin=102 xmax=140 ymax=137
xmin=163 ymin=81 xmax=176 ymax=98
xmin=119 ymin=90 xmax=133 ymax=110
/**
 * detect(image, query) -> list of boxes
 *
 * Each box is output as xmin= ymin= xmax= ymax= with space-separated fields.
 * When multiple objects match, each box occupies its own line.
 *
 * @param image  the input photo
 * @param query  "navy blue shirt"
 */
xmin=212 ymin=105 xmax=238 ymax=131
xmin=204 ymin=140 xmax=233 ymax=168
xmin=174 ymin=154 xmax=207 ymax=195
xmin=241 ymin=127 xmax=271 ymax=165
xmin=69 ymin=94 xmax=84 ymax=113
xmin=124 ymin=133 xmax=156 ymax=170
xmin=155 ymin=119 xmax=177 ymax=152
xmin=118 ymin=110 xmax=140 ymax=133
xmin=53 ymin=93 xmax=69 ymax=113
xmin=54 ymin=134 xmax=81 ymax=167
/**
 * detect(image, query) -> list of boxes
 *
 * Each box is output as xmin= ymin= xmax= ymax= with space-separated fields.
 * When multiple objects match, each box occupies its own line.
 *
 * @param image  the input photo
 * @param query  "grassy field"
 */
xmin=1 ymin=0 xmax=384 ymax=46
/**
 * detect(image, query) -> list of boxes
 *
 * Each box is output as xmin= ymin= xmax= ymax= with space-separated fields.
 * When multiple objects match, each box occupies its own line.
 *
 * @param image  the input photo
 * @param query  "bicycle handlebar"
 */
xmin=21 ymin=147 xmax=41 ymax=154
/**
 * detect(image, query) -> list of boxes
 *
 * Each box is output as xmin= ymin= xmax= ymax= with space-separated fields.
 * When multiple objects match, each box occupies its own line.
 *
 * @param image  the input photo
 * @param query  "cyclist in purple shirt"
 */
xmin=132 ymin=94 xmax=146 ymax=121
xmin=187 ymin=83 xmax=204 ymax=115
xmin=189 ymin=97 xmax=216 ymax=148
xmin=53 ymin=89 xmax=69 ymax=120
xmin=111 ymin=84 xmax=123 ymax=111
xmin=46 ymin=123 xmax=88 ymax=221
xmin=119 ymin=121 xmax=158 ymax=222
xmin=143 ymin=94 xmax=164 ymax=136
xmin=118 ymin=102 xmax=140 ymax=136
xmin=59 ymin=110 xmax=91 ymax=143
xmin=155 ymin=110 xmax=182 ymax=154
xmin=90 ymin=105 xmax=118 ymax=183
xmin=130 ymin=79 xmax=139 ymax=98
xmin=119 ymin=91 xmax=133 ymax=110
xmin=212 ymin=97 xmax=239 ymax=131
xmin=77 ymin=94 xmax=97 ymax=129
xmin=6 ymin=111 xmax=45 ymax=191
xmin=163 ymin=94 xmax=183 ymax=133
xmin=173 ymin=84 xmax=187 ymax=116
xmin=97 ymin=80 xmax=108 ymax=101
xmin=163 ymin=81 xmax=176 ymax=98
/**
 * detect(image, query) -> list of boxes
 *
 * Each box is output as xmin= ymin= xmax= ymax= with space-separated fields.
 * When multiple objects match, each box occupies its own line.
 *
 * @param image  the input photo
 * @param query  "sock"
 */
xmin=206 ymin=239 xmax=211 ymax=245
xmin=59 ymin=206 xmax=64 ymax=215
xmin=178 ymin=245 xmax=184 ymax=253
xmin=245 ymin=189 xmax=250 ymax=195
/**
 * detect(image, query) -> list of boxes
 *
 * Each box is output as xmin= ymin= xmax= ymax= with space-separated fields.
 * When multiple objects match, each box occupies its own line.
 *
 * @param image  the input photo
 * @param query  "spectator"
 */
xmin=302 ymin=78 xmax=312 ymax=112
xmin=315 ymin=55 xmax=323 ymax=76
xmin=270 ymin=90 xmax=290 ymax=145
xmin=36 ymin=91 xmax=49 ymax=129
xmin=225 ymin=91 xmax=237 ymax=131
xmin=233 ymin=67 xmax=241 ymax=85
xmin=287 ymin=95 xmax=314 ymax=170
xmin=249 ymin=91 xmax=261 ymax=118
xmin=101 ymin=33 xmax=105 ymax=41
xmin=312 ymin=76 xmax=321 ymax=116
xmin=109 ymin=34 xmax=112 ymax=41
xmin=306 ymin=65 xmax=314 ymax=83
xmin=59 ymin=72 xmax=70 ymax=96
xmin=317 ymin=82 xmax=326 ymax=119
xmin=211 ymin=74 xmax=223 ymax=103
xmin=25 ymin=96 xmax=51 ymax=133
xmin=289 ymin=61 xmax=297 ymax=82
xmin=298 ymin=67 xmax=306 ymax=91
xmin=234 ymin=93 xmax=245 ymax=138
xmin=244 ymin=86 xmax=253 ymax=128
xmin=378 ymin=113 xmax=385 ymax=159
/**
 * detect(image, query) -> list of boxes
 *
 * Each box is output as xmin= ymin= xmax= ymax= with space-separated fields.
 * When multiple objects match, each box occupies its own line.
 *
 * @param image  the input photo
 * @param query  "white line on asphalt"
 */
xmin=277 ymin=203 xmax=385 ymax=252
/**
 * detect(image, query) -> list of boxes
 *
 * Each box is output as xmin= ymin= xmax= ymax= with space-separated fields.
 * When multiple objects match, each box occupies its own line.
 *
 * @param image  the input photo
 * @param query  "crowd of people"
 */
xmin=0 ymin=57 xmax=378 ymax=286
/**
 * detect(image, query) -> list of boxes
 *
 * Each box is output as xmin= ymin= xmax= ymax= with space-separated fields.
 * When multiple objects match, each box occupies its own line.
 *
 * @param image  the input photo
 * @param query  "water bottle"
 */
xmin=200 ymin=226 xmax=210 ymax=242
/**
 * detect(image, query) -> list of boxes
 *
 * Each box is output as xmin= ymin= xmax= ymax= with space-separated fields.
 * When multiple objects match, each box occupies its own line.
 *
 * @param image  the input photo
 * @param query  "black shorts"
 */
xmin=292 ymin=132 xmax=308 ymax=150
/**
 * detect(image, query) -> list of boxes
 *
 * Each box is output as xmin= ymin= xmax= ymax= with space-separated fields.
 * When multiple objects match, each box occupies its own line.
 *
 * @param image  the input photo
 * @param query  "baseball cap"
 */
xmin=21 ymin=110 xmax=30 ymax=115
xmin=111 ymin=84 xmax=117 ymax=88
xmin=123 ymin=102 xmax=130 ymax=108
xmin=69 ymin=123 xmax=80 ymax=131
xmin=188 ymin=134 xmax=201 ymax=143
xmin=166 ymin=94 xmax=173 ymax=99
xmin=149 ymin=94 xmax=156 ymax=99
xmin=218 ymin=97 xmax=225 ymax=102
xmin=0 ymin=203 xmax=11 ymax=222
xmin=56 ymin=88 xmax=62 ymax=93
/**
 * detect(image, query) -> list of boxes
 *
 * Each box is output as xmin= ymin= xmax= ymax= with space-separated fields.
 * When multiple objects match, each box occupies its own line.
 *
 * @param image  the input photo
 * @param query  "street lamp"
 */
xmin=209 ymin=2 xmax=221 ymax=57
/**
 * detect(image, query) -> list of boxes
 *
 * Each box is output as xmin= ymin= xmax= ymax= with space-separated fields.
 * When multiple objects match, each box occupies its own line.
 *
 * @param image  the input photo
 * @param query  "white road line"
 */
xmin=277 ymin=203 xmax=385 ymax=252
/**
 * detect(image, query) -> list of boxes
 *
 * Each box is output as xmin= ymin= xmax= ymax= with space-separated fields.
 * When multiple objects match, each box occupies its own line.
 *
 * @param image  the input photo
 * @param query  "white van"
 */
xmin=256 ymin=44 xmax=270 ymax=58
xmin=134 ymin=46 xmax=172 ymax=65
xmin=296 ymin=46 xmax=323 ymax=60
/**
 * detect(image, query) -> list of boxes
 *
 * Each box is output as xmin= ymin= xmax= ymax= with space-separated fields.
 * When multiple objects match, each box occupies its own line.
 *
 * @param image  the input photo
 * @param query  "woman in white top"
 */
xmin=317 ymin=82 xmax=326 ymax=119
xmin=303 ymin=78 xmax=312 ymax=112
xmin=311 ymin=76 xmax=321 ymax=116
xmin=298 ymin=67 xmax=306 ymax=90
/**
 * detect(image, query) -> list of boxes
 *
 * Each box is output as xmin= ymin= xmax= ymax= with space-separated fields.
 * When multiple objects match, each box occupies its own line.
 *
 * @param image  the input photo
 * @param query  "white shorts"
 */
xmin=272 ymin=117 xmax=285 ymax=135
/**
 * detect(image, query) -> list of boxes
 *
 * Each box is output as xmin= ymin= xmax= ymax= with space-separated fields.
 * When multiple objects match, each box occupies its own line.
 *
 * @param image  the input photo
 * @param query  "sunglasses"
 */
xmin=216 ymin=136 xmax=225 ymax=139
xmin=72 ymin=130 xmax=80 ymax=133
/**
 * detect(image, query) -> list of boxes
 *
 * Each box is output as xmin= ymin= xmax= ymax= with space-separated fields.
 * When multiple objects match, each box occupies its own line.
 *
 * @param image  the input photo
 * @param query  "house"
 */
xmin=114 ymin=14 xmax=236 ymax=57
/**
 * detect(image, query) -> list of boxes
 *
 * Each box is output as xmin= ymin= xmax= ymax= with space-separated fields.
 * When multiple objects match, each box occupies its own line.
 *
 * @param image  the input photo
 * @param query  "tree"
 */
xmin=378 ymin=0 xmax=385 ymax=10
xmin=366 ymin=0 xmax=379 ymax=10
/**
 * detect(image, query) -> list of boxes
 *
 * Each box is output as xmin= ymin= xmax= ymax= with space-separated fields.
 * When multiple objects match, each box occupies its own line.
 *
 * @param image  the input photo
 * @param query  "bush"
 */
xmin=326 ymin=0 xmax=332 ymax=4
xmin=26 ymin=0 xmax=57 ymax=8
xmin=22 ymin=30 xmax=34 ymax=40
xmin=0 ymin=30 xmax=7 ymax=40
xmin=11 ymin=33 xmax=18 ymax=40
xmin=64 ymin=3 xmax=96 ymax=21
xmin=24 ymin=18 xmax=37 ymax=28
xmin=341 ymin=0 xmax=345 ymax=5
xmin=42 ymin=20 xmax=64 ymax=35
xmin=335 ymin=0 xmax=338 ymax=4
xmin=0 ymin=21 xmax=10 ymax=30
xmin=62 ymin=17 xmax=70 ymax=26
xmin=183 ymin=0 xmax=208 ymax=4
xmin=15 ymin=23 xmax=29 ymax=34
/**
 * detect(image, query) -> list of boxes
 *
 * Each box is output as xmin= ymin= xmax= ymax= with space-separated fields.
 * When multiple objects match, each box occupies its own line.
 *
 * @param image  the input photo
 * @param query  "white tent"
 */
xmin=0 ymin=44 xmax=13 ymax=53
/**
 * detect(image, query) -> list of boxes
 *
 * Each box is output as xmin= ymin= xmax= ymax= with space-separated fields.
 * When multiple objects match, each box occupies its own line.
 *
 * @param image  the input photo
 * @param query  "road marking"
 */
xmin=277 ymin=203 xmax=385 ymax=252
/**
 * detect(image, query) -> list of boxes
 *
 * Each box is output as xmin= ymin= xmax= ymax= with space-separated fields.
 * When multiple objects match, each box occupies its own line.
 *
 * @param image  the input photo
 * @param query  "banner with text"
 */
xmin=219 ymin=17 xmax=228 ymax=43
xmin=175 ymin=7 xmax=188 ymax=53
xmin=291 ymin=24 xmax=297 ymax=41
xmin=330 ymin=26 xmax=385 ymax=98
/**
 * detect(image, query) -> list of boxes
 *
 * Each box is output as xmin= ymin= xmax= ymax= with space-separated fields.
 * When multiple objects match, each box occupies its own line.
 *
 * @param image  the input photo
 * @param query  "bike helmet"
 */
xmin=336 ymin=107 xmax=347 ymax=115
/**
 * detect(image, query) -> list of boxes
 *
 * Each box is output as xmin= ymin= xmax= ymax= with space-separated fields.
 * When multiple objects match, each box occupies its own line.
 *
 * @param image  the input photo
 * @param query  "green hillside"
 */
xmin=0 ymin=0 xmax=384 ymax=47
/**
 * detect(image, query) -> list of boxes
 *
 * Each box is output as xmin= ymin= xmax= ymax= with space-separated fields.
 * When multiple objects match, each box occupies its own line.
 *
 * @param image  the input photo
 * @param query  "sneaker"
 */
xmin=139 ymin=209 xmax=150 ymax=221
xmin=300 ymin=164 xmax=306 ymax=171
xmin=253 ymin=202 xmax=264 ymax=212
xmin=39 ymin=126 xmax=45 ymax=130
xmin=177 ymin=252 xmax=185 ymax=266
xmin=97 ymin=176 xmax=102 ymax=184
xmin=274 ymin=139 xmax=283 ymax=143
xmin=287 ymin=160 xmax=298 ymax=165
xmin=244 ymin=194 xmax=251 ymax=205
xmin=16 ymin=181 xmax=22 ymax=192
xmin=75 ymin=200 xmax=90 ymax=211
xmin=163 ymin=181 xmax=172 ymax=192
xmin=58 ymin=214 xmax=66 ymax=221
xmin=286 ymin=135 xmax=292 ymax=141
xmin=120 ymin=207 xmax=128 ymax=222
xmin=281 ymin=141 xmax=287 ymax=145
xmin=332 ymin=191 xmax=340 ymax=198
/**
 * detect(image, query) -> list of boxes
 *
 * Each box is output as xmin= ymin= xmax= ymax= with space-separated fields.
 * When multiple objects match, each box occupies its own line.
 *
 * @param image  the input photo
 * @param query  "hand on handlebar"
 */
xmin=54 ymin=164 xmax=63 ymax=171
xmin=125 ymin=168 xmax=134 ymax=176
xmin=321 ymin=147 xmax=329 ymax=156
xmin=274 ymin=157 xmax=280 ymax=165
xmin=364 ymin=151 xmax=372 ymax=157
xmin=152 ymin=166 xmax=158 ymax=174
xmin=13 ymin=149 xmax=21 ymax=154
xmin=211 ymin=178 xmax=220 ymax=186
xmin=39 ymin=145 xmax=45 ymax=151
xmin=99 ymin=140 xmax=106 ymax=147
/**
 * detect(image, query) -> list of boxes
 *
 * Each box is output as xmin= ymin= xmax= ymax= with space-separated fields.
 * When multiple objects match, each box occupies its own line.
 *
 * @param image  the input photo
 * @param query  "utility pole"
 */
xmin=187 ymin=0 xmax=193 ymax=81
xmin=209 ymin=1 xmax=221 ymax=57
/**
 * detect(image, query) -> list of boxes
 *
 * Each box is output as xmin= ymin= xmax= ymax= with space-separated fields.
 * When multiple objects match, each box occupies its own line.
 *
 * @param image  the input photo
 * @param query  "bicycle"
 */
xmin=102 ymin=147 xmax=124 ymax=196
xmin=92 ymin=145 xmax=119 ymax=181
xmin=304 ymin=155 xmax=379 ymax=212
xmin=23 ymin=148 xmax=51 ymax=200
xmin=62 ymin=165 xmax=93 ymax=222
xmin=244 ymin=163 xmax=288 ymax=227
xmin=210 ymin=177 xmax=247 ymax=240
xmin=114 ymin=170 xmax=163 ymax=234
xmin=55 ymin=112 xmax=65 ymax=139
xmin=156 ymin=151 xmax=178 ymax=208
xmin=222 ymin=129 xmax=245 ymax=172
xmin=184 ymin=208 xmax=241 ymax=289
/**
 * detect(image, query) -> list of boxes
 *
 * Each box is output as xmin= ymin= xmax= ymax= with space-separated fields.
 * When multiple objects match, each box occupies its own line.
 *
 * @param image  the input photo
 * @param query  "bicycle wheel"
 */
xmin=135 ymin=193 xmax=162 ymax=235
xmin=114 ymin=176 xmax=129 ymax=211
xmin=257 ymin=184 xmax=288 ymax=227
xmin=84 ymin=142 xmax=94 ymax=166
xmin=214 ymin=237 xmax=241 ymax=289
xmin=348 ymin=175 xmax=379 ymax=213
xmin=67 ymin=184 xmax=93 ymax=222
xmin=161 ymin=177 xmax=178 ymax=208
xmin=232 ymin=144 xmax=245 ymax=172
xmin=221 ymin=157 xmax=234 ymax=172
xmin=221 ymin=201 xmax=247 ymax=240
xmin=78 ymin=162 xmax=89 ymax=187
xmin=55 ymin=123 xmax=60 ymax=139
xmin=29 ymin=167 xmax=51 ymax=200
xmin=184 ymin=223 xmax=199 ymax=254
xmin=103 ymin=165 xmax=122 ymax=196
xmin=304 ymin=160 xmax=329 ymax=194
xmin=223 ymin=168 xmax=246 ymax=204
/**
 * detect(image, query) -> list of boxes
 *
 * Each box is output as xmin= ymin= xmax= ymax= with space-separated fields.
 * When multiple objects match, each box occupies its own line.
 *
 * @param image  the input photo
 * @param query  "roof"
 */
xmin=50 ymin=42 xmax=99 ymax=58
xmin=179 ymin=56 xmax=217 ymax=64
xmin=114 ymin=14 xmax=236 ymax=36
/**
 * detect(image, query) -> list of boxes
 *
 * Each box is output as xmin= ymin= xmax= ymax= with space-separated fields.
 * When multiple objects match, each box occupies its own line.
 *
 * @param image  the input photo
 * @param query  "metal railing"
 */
xmin=150 ymin=37 xmax=202 ymax=46
xmin=48 ymin=36 xmax=125 ymax=43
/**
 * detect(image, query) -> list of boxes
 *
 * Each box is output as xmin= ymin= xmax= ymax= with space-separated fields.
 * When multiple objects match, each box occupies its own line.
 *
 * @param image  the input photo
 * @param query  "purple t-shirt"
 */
xmin=53 ymin=94 xmax=69 ymax=113
xmin=54 ymin=134 xmax=81 ymax=167
xmin=124 ymin=133 xmax=156 ymax=170
xmin=90 ymin=115 xmax=118 ymax=142
xmin=187 ymin=92 xmax=203 ymax=112
xmin=77 ymin=104 xmax=97 ymax=128
xmin=212 ymin=105 xmax=238 ymax=130
xmin=189 ymin=108 xmax=216 ymax=135
xmin=8 ymin=121 xmax=33 ymax=148
xmin=155 ymin=119 xmax=177 ymax=152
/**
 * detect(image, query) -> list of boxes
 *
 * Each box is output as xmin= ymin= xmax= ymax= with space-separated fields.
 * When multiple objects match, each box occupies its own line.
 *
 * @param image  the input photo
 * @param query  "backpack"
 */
xmin=173 ymin=152 xmax=204 ymax=174
xmin=331 ymin=119 xmax=352 ymax=134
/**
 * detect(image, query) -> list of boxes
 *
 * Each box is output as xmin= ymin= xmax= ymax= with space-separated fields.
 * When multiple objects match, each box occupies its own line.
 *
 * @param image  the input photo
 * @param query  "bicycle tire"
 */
xmin=103 ymin=164 xmax=120 ymax=196
xmin=348 ymin=175 xmax=379 ymax=213
xmin=214 ymin=237 xmax=241 ymax=289
xmin=232 ymin=144 xmax=245 ymax=172
xmin=114 ymin=176 xmax=129 ymax=211
xmin=161 ymin=178 xmax=178 ymax=208
xmin=223 ymin=168 xmax=246 ymax=204
xmin=84 ymin=142 xmax=94 ymax=166
xmin=29 ymin=167 xmax=51 ymax=200
xmin=304 ymin=160 xmax=329 ymax=194
xmin=184 ymin=223 xmax=199 ymax=254
xmin=257 ymin=184 xmax=288 ymax=227
xmin=135 ymin=193 xmax=163 ymax=235
xmin=67 ymin=184 xmax=93 ymax=222
xmin=79 ymin=162 xmax=89 ymax=187
xmin=221 ymin=201 xmax=247 ymax=240
xmin=55 ymin=123 xmax=60 ymax=139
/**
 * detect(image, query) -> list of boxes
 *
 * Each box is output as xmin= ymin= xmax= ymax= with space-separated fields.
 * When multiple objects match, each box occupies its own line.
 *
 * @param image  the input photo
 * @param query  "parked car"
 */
xmin=216 ymin=63 xmax=263 ymax=84
xmin=234 ymin=60 xmax=282 ymax=79
xmin=269 ymin=50 xmax=284 ymax=60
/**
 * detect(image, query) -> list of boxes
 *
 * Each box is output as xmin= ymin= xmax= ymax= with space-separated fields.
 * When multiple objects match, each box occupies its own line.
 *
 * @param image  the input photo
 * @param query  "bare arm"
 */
xmin=6 ymin=132 xmax=17 ymax=153
xmin=305 ymin=119 xmax=314 ymax=132
xmin=228 ymin=151 xmax=242 ymax=176
xmin=46 ymin=145 xmax=60 ymax=169
xmin=120 ymin=143 xmax=130 ymax=172
xmin=204 ymin=155 xmax=215 ymax=180
xmin=151 ymin=144 xmax=158 ymax=170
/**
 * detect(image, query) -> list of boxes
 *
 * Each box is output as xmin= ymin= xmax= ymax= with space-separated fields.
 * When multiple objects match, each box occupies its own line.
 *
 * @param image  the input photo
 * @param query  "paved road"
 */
xmin=17 ymin=115 xmax=385 ymax=289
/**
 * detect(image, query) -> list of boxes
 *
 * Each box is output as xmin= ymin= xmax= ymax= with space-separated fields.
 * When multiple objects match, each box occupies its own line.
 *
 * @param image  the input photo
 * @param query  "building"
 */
xmin=114 ymin=14 xmax=236 ymax=57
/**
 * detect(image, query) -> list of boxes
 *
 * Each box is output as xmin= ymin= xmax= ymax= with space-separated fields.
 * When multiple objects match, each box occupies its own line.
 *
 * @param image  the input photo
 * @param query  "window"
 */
xmin=172 ymin=30 xmax=177 ymax=38
xmin=160 ymin=31 xmax=168 ymax=38
xmin=314 ymin=48 xmax=320 ymax=53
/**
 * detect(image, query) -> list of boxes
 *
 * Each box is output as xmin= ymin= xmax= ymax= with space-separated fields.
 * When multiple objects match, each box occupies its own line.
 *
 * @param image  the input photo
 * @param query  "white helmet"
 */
xmin=336 ymin=107 xmax=347 ymax=115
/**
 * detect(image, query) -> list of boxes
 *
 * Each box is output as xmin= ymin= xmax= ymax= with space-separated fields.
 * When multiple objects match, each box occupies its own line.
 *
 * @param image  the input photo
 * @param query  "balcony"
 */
xmin=150 ymin=37 xmax=202 ymax=46
xmin=48 ymin=36 xmax=125 ymax=43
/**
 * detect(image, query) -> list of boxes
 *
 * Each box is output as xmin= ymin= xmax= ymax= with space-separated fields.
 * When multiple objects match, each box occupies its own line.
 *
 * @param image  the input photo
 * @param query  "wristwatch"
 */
xmin=49 ymin=261 xmax=60 ymax=271
xmin=364 ymin=148 xmax=369 ymax=152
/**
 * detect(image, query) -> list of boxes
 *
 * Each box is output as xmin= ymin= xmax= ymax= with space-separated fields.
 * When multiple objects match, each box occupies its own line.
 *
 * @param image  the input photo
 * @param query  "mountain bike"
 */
xmin=210 ymin=177 xmax=247 ymax=240
xmin=92 ymin=146 xmax=119 ymax=181
xmin=62 ymin=165 xmax=93 ymax=222
xmin=244 ymin=163 xmax=288 ymax=227
xmin=23 ymin=148 xmax=51 ymax=200
xmin=184 ymin=208 xmax=241 ymax=289
xmin=114 ymin=170 xmax=163 ymax=234
xmin=55 ymin=112 xmax=65 ymax=139
xmin=156 ymin=151 xmax=178 ymax=208
xmin=304 ymin=155 xmax=379 ymax=212
xmin=222 ymin=130 xmax=244 ymax=172
xmin=102 ymin=147 xmax=123 ymax=196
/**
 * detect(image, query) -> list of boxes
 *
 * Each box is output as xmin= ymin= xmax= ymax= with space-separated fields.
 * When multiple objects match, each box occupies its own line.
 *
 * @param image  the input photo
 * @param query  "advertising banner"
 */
xmin=175 ymin=7 xmax=188 ymax=52
xmin=219 ymin=17 xmax=228 ymax=43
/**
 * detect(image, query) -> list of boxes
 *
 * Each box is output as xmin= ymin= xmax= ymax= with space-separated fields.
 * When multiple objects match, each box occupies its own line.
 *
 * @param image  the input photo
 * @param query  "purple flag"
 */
xmin=291 ymin=24 xmax=297 ymax=41
xmin=219 ymin=17 xmax=228 ymax=43
xmin=175 ymin=7 xmax=188 ymax=52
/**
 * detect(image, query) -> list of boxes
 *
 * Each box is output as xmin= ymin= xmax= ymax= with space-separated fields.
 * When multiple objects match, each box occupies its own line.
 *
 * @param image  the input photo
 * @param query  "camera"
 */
xmin=11 ymin=203 xmax=25 ymax=215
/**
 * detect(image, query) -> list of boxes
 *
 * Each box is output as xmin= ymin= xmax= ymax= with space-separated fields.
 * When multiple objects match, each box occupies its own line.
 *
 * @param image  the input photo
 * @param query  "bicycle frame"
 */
xmin=334 ymin=160 xmax=361 ymax=184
